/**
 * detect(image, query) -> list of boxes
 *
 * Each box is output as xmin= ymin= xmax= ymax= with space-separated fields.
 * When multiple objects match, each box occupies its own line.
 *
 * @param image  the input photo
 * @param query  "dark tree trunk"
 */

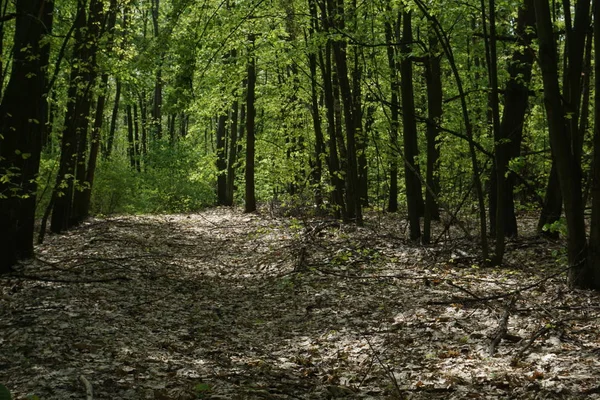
xmin=588 ymin=0 xmax=600 ymax=288
xmin=489 ymin=0 xmax=535 ymax=242
xmin=533 ymin=0 xmax=590 ymax=288
xmin=139 ymin=93 xmax=148 ymax=157
xmin=384 ymin=10 xmax=400 ymax=213
xmin=0 ymin=0 xmax=53 ymax=272
xmin=126 ymin=104 xmax=136 ymax=169
xmin=245 ymin=35 xmax=257 ymax=213
xmin=216 ymin=113 xmax=227 ymax=205
xmin=319 ymin=42 xmax=345 ymax=217
xmin=400 ymin=11 xmax=423 ymax=240
xmin=105 ymin=79 xmax=121 ymax=159
xmin=151 ymin=0 xmax=162 ymax=141
xmin=51 ymin=0 xmax=104 ymax=232
xmin=78 ymin=0 xmax=118 ymax=219
xmin=307 ymin=1 xmax=325 ymax=206
xmin=133 ymin=104 xmax=141 ymax=172
xmin=225 ymin=99 xmax=239 ymax=206
xmin=423 ymin=31 xmax=443 ymax=244
xmin=328 ymin=0 xmax=362 ymax=224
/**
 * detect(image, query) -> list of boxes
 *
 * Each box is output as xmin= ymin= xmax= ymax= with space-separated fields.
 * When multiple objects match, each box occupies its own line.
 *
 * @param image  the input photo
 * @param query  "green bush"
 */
xmin=90 ymin=142 xmax=216 ymax=215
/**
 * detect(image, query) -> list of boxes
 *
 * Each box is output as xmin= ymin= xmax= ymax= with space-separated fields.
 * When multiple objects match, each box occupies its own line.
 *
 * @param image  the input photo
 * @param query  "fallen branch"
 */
xmin=511 ymin=323 xmax=554 ymax=365
xmin=427 ymin=266 xmax=570 ymax=305
xmin=489 ymin=296 xmax=517 ymax=356
xmin=79 ymin=375 xmax=93 ymax=400
xmin=1 ymin=274 xmax=130 ymax=283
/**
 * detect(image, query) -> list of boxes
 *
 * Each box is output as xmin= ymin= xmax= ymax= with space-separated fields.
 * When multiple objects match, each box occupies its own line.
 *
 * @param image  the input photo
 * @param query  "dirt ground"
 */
xmin=1 ymin=208 xmax=600 ymax=399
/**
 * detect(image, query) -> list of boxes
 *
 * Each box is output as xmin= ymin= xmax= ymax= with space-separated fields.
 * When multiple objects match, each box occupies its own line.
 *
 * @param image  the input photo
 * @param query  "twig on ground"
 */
xmin=79 ymin=375 xmax=93 ymax=400
xmin=446 ymin=280 xmax=481 ymax=300
xmin=511 ymin=323 xmax=554 ymax=365
xmin=427 ymin=266 xmax=570 ymax=305
xmin=0 ymin=274 xmax=130 ymax=283
xmin=489 ymin=296 xmax=517 ymax=356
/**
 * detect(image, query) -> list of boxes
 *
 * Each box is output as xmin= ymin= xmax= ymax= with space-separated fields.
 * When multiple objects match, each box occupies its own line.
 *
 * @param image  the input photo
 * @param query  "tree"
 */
xmin=0 ymin=0 xmax=53 ymax=272
xmin=51 ymin=0 xmax=106 ymax=232
xmin=245 ymin=34 xmax=257 ymax=213
xmin=533 ymin=0 xmax=591 ymax=288
xmin=400 ymin=10 xmax=423 ymax=241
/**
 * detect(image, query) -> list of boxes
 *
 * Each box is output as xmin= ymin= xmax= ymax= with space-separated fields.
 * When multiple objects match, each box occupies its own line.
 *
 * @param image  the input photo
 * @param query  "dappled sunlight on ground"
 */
xmin=1 ymin=208 xmax=600 ymax=399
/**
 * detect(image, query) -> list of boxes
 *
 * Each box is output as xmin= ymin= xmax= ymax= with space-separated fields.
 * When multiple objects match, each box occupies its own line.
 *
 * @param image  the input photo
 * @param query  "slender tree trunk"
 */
xmin=151 ymin=0 xmax=162 ymax=141
xmin=490 ymin=0 xmax=535 ymax=242
xmin=126 ymin=104 xmax=136 ymax=169
xmin=105 ymin=79 xmax=121 ymax=159
xmin=318 ymin=45 xmax=345 ymax=217
xmin=245 ymin=35 xmax=257 ymax=213
xmin=414 ymin=0 xmax=488 ymax=259
xmin=423 ymin=32 xmax=443 ymax=244
xmin=307 ymin=2 xmax=325 ymax=205
xmin=216 ymin=113 xmax=227 ymax=205
xmin=400 ymin=11 xmax=422 ymax=240
xmin=385 ymin=11 xmax=400 ymax=213
xmin=328 ymin=0 xmax=362 ymax=224
xmin=51 ymin=0 xmax=104 ymax=232
xmin=0 ymin=0 xmax=53 ymax=272
xmin=588 ymin=0 xmax=600 ymax=288
xmin=225 ymin=99 xmax=239 ymax=206
xmin=533 ymin=0 xmax=589 ymax=288
xmin=78 ymin=0 xmax=118 ymax=219
xmin=139 ymin=93 xmax=148 ymax=157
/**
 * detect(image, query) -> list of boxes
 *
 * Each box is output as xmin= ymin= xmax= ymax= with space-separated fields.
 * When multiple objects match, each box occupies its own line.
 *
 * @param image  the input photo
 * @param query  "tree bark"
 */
xmin=533 ymin=0 xmax=589 ymax=287
xmin=216 ymin=113 xmax=228 ymax=205
xmin=385 ymin=10 xmax=400 ymax=213
xmin=328 ymin=0 xmax=362 ymax=224
xmin=245 ymin=35 xmax=257 ymax=213
xmin=423 ymin=31 xmax=443 ymax=244
xmin=588 ymin=0 xmax=600 ymax=288
xmin=0 ymin=0 xmax=53 ymax=272
xmin=400 ymin=11 xmax=423 ymax=240
xmin=490 ymin=0 xmax=535 ymax=242
xmin=51 ymin=0 xmax=104 ymax=232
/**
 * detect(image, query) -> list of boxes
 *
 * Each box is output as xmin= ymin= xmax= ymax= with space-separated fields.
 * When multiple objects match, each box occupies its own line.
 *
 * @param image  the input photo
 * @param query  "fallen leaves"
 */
xmin=0 ymin=209 xmax=599 ymax=399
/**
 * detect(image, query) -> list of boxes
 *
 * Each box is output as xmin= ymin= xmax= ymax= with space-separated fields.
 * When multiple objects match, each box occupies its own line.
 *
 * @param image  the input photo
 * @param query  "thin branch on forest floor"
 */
xmin=489 ymin=296 xmax=517 ymax=356
xmin=362 ymin=334 xmax=402 ymax=396
xmin=445 ymin=280 xmax=482 ymax=299
xmin=79 ymin=375 xmax=93 ymax=400
xmin=0 ymin=274 xmax=130 ymax=283
xmin=427 ymin=266 xmax=570 ymax=305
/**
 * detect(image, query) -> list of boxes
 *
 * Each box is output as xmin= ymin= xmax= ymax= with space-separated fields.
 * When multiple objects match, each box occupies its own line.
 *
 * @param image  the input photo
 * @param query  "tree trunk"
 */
xmin=0 ymin=0 xmax=53 ymax=272
xmin=245 ymin=35 xmax=257 ymax=213
xmin=588 ymin=0 xmax=600 ymax=288
xmin=423 ymin=31 xmax=443 ymax=244
xmin=105 ymin=79 xmax=121 ymax=159
xmin=533 ymin=0 xmax=589 ymax=288
xmin=490 ymin=0 xmax=535 ymax=242
xmin=322 ymin=48 xmax=345 ymax=217
xmin=307 ymin=1 xmax=325 ymax=206
xmin=385 ymin=11 xmax=400 ymax=213
xmin=151 ymin=0 xmax=162 ymax=141
xmin=328 ymin=0 xmax=362 ymax=224
xmin=51 ymin=0 xmax=104 ymax=232
xmin=216 ymin=113 xmax=227 ymax=205
xmin=78 ymin=0 xmax=118 ymax=219
xmin=126 ymin=104 xmax=136 ymax=169
xmin=400 ymin=11 xmax=423 ymax=240
xmin=225 ymin=99 xmax=239 ymax=206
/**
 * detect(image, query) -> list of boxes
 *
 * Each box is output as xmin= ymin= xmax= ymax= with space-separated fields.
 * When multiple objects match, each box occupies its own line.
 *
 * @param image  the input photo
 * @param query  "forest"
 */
xmin=2 ymin=0 xmax=600 ymax=398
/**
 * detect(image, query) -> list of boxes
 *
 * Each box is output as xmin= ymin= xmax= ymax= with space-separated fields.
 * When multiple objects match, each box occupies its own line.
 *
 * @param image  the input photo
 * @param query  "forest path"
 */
xmin=1 ymin=208 xmax=600 ymax=399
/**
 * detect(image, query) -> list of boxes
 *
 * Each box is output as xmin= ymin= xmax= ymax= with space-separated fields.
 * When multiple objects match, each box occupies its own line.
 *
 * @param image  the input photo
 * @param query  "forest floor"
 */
xmin=2 ymin=207 xmax=600 ymax=399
